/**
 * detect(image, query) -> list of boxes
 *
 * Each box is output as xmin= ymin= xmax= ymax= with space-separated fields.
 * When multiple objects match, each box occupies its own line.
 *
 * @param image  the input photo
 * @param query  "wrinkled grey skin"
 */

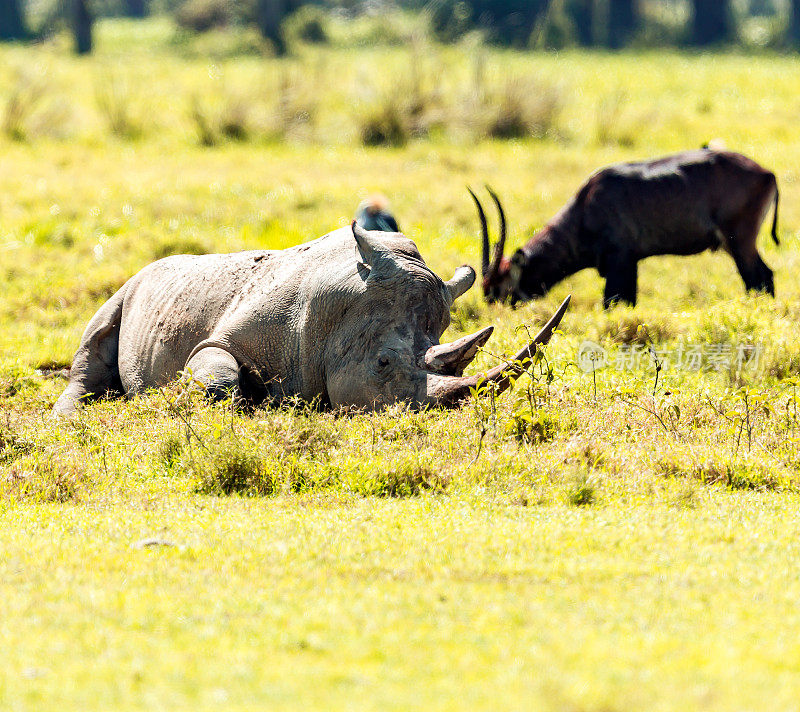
xmin=54 ymin=224 xmax=569 ymax=415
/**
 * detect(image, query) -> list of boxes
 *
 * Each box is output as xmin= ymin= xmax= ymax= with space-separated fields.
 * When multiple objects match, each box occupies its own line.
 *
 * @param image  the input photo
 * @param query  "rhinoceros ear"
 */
xmin=352 ymin=221 xmax=401 ymax=283
xmin=445 ymin=265 xmax=476 ymax=303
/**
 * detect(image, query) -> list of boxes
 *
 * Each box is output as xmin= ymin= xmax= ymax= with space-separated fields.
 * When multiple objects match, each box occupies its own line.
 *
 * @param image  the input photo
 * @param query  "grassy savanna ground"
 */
xmin=5 ymin=18 xmax=800 ymax=711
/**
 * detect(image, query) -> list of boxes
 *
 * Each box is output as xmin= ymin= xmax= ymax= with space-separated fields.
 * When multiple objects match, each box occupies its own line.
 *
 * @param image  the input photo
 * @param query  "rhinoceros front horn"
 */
xmin=424 ymin=295 xmax=571 ymax=408
xmin=424 ymin=326 xmax=493 ymax=377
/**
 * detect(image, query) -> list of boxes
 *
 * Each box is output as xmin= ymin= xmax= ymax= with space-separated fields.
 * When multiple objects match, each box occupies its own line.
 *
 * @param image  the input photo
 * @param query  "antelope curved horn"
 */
xmin=485 ymin=185 xmax=507 ymax=276
xmin=468 ymin=186 xmax=491 ymax=277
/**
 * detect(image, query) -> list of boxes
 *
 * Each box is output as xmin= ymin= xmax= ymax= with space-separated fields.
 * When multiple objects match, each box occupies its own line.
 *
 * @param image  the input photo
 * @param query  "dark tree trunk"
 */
xmin=256 ymin=0 xmax=287 ymax=55
xmin=607 ymin=0 xmax=637 ymax=48
xmin=690 ymin=0 xmax=733 ymax=46
xmin=568 ymin=0 xmax=594 ymax=46
xmin=126 ymin=0 xmax=146 ymax=18
xmin=790 ymin=0 xmax=800 ymax=47
xmin=0 ymin=0 xmax=26 ymax=40
xmin=73 ymin=0 xmax=92 ymax=55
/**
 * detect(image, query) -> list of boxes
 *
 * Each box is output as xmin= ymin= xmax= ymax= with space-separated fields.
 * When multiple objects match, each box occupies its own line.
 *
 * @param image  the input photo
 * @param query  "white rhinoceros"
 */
xmin=53 ymin=223 xmax=569 ymax=414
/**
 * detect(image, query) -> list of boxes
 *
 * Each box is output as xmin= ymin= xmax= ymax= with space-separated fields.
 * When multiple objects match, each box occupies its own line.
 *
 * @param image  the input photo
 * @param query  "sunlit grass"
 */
xmin=3 ymin=19 xmax=800 ymax=710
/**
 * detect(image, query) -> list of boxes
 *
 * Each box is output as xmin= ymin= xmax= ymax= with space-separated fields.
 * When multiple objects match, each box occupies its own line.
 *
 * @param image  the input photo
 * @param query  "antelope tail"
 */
xmin=771 ymin=183 xmax=780 ymax=246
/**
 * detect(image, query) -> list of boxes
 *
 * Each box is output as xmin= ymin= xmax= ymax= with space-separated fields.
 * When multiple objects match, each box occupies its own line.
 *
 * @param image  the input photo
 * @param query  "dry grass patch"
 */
xmin=597 ymin=309 xmax=678 ymax=345
xmin=349 ymin=456 xmax=451 ymax=498
xmin=656 ymin=453 xmax=790 ymax=492
xmin=1 ymin=453 xmax=90 ymax=503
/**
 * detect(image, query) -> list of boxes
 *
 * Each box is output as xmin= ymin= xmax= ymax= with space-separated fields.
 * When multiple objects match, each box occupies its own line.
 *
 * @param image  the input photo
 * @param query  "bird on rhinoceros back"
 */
xmin=53 ymin=222 xmax=570 ymax=415
xmin=470 ymin=148 xmax=780 ymax=308
xmin=355 ymin=195 xmax=400 ymax=233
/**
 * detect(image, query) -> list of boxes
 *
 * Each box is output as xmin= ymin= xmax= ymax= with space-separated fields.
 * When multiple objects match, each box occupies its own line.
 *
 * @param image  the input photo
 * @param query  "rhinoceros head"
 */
xmin=322 ymin=223 xmax=569 ymax=410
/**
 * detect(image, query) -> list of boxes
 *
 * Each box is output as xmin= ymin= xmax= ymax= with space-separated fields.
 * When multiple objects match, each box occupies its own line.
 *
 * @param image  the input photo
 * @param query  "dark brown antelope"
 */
xmin=470 ymin=149 xmax=780 ymax=307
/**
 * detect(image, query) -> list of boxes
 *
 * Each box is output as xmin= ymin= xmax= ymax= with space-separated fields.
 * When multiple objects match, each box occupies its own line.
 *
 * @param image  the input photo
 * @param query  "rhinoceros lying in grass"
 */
xmin=54 ymin=223 xmax=569 ymax=414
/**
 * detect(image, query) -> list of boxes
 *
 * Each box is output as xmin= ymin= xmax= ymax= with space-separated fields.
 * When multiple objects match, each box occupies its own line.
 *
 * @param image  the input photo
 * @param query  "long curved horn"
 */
xmin=445 ymin=265 xmax=476 ymax=302
xmin=485 ymin=185 xmax=507 ymax=276
xmin=425 ymin=295 xmax=571 ymax=407
xmin=424 ymin=326 xmax=493 ymax=377
xmin=468 ymin=186 xmax=491 ymax=277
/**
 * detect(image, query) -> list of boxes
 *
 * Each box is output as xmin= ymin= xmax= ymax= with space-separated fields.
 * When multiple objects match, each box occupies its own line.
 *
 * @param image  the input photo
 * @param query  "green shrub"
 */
xmin=564 ymin=471 xmax=597 ymax=506
xmin=194 ymin=443 xmax=278 ymax=496
xmin=360 ymin=99 xmax=409 ymax=147
xmin=350 ymin=458 xmax=451 ymax=498
xmin=283 ymin=5 xmax=329 ymax=46
xmin=506 ymin=408 xmax=562 ymax=445
xmin=0 ymin=422 xmax=34 ymax=464
xmin=486 ymin=78 xmax=561 ymax=140
xmin=175 ymin=0 xmax=234 ymax=33
xmin=158 ymin=434 xmax=184 ymax=467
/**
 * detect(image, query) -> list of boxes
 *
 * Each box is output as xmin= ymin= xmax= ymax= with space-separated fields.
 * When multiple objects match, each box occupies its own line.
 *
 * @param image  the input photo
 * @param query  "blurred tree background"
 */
xmin=2 ymin=0 xmax=800 ymax=53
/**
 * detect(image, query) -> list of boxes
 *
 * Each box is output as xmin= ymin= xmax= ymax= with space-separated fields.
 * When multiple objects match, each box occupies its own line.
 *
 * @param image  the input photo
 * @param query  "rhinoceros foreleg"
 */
xmin=184 ymin=346 xmax=242 ymax=403
xmin=53 ymin=284 xmax=127 ymax=415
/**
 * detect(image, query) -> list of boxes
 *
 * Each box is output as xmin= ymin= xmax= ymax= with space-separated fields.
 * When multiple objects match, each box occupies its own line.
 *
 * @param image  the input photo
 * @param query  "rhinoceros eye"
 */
xmin=377 ymin=356 xmax=390 ymax=369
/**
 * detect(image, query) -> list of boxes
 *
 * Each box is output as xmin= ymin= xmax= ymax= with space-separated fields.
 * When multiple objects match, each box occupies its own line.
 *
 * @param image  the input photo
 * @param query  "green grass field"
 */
xmin=4 ymin=19 xmax=800 ymax=711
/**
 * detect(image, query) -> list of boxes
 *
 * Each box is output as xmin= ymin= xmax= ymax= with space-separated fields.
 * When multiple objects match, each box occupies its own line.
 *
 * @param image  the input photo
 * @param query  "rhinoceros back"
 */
xmin=117 ymin=251 xmax=279 ymax=393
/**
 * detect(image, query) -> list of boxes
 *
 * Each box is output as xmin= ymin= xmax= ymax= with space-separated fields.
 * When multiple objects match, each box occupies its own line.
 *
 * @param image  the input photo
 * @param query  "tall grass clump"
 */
xmin=357 ymin=42 xmax=444 ymax=146
xmin=594 ymin=89 xmax=649 ymax=147
xmin=192 ymin=442 xmax=343 ymax=496
xmin=151 ymin=235 xmax=212 ymax=259
xmin=189 ymin=92 xmax=220 ymax=145
xmin=158 ymin=433 xmax=184 ymax=467
xmin=190 ymin=408 xmax=342 ymax=496
xmin=189 ymin=89 xmax=255 ymax=145
xmin=462 ymin=59 xmax=562 ymax=142
xmin=596 ymin=309 xmax=678 ymax=345
xmin=657 ymin=454 xmax=788 ymax=492
xmin=484 ymin=77 xmax=562 ymax=140
xmin=2 ymin=67 xmax=47 ymax=141
xmin=506 ymin=407 xmax=564 ymax=445
xmin=359 ymin=96 xmax=410 ymax=147
xmin=95 ymin=70 xmax=144 ymax=139
xmin=266 ymin=69 xmax=317 ymax=141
